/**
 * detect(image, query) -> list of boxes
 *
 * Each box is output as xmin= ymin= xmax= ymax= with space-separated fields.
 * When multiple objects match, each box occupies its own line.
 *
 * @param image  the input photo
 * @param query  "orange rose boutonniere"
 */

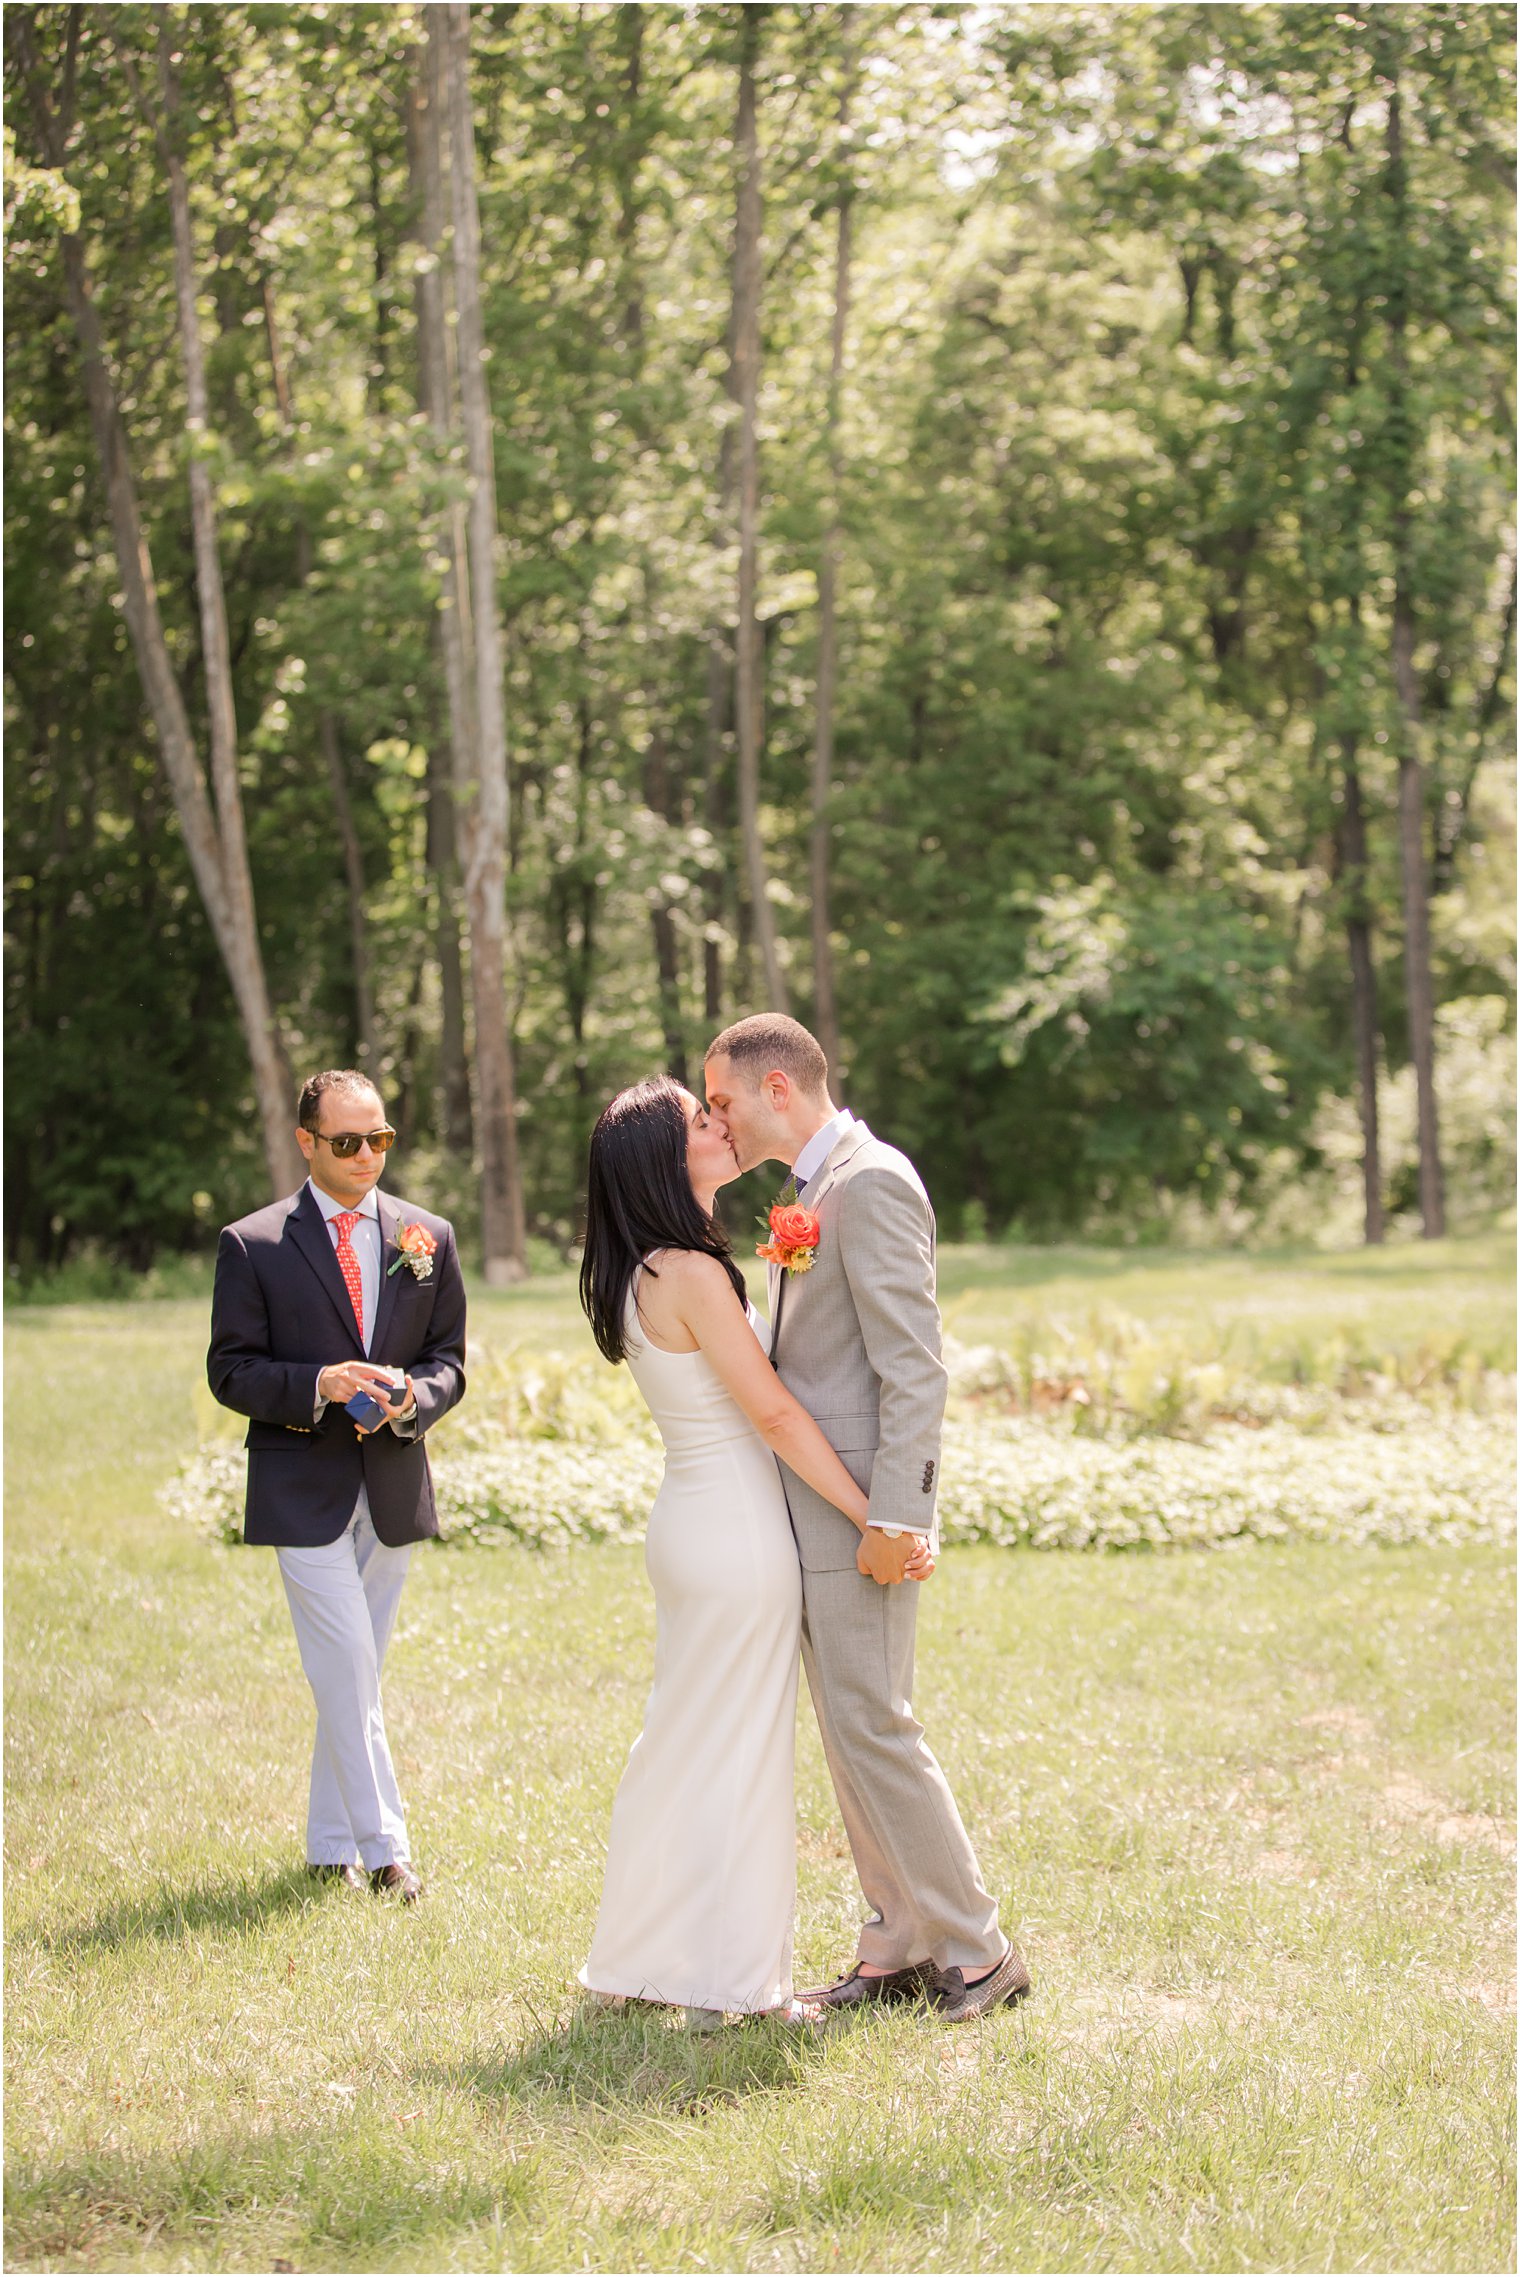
xmin=756 ymin=1196 xmax=821 ymax=1275
xmin=387 ymin=1222 xmax=438 ymax=1281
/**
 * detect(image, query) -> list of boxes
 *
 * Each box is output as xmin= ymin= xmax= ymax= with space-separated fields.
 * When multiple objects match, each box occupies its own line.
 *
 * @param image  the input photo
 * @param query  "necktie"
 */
xmin=332 ymin=1211 xmax=365 ymax=1343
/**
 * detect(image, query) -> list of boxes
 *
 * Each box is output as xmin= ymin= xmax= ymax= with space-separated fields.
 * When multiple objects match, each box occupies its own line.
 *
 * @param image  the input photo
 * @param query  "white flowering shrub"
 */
xmin=933 ymin=1414 xmax=1514 ymax=1550
xmin=166 ymin=1407 xmax=1514 ymax=1556
xmin=426 ymin=1438 xmax=665 ymax=1548
xmin=160 ymin=1446 xmax=248 ymax=1543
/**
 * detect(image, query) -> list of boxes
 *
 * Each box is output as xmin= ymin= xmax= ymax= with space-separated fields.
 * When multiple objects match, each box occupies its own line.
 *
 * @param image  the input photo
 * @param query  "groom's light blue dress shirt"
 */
xmin=793 ymin=1108 xmax=856 ymax=1196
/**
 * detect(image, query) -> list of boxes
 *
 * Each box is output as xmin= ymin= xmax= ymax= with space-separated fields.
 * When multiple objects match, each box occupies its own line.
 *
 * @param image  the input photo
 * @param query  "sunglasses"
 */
xmin=311 ymin=1126 xmax=397 ymax=1159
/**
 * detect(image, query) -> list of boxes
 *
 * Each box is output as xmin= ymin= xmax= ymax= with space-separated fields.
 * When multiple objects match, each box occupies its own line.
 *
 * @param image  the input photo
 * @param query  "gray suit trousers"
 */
xmin=775 ymin=1120 xmax=1005 ymax=1973
xmin=791 ymin=1483 xmax=1003 ymax=1974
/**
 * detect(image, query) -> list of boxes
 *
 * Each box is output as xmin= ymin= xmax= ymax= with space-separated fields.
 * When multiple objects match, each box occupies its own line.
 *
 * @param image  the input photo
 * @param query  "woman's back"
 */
xmin=623 ymin=1269 xmax=772 ymax=1461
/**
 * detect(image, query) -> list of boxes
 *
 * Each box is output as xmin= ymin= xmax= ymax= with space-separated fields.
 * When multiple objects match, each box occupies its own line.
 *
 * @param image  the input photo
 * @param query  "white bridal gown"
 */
xmin=579 ymin=1278 xmax=801 ymax=2013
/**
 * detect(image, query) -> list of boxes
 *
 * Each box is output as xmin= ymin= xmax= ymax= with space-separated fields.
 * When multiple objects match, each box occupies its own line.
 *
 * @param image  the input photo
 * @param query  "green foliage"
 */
xmin=3 ymin=3 xmax=1514 ymax=1265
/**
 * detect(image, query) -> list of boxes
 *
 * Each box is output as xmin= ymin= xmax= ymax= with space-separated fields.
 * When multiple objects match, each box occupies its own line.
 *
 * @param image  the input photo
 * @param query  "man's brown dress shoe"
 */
xmin=797 ymin=1960 xmax=940 ymax=2010
xmin=934 ymin=1941 xmax=1032 ymax=2023
xmin=369 ymin=1860 xmax=424 ymax=1904
xmin=307 ymin=1863 xmax=366 ymax=1891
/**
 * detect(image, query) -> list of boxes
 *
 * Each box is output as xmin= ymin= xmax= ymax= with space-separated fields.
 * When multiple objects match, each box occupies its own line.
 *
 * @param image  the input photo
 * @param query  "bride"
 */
xmin=576 ymin=1075 xmax=932 ymax=2028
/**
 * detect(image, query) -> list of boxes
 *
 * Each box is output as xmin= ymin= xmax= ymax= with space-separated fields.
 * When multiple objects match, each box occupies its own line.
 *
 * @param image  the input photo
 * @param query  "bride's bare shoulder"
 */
xmin=633 ymin=1248 xmax=733 ymax=1354
xmin=644 ymin=1250 xmax=750 ymax=1339
xmin=642 ymin=1247 xmax=730 ymax=1286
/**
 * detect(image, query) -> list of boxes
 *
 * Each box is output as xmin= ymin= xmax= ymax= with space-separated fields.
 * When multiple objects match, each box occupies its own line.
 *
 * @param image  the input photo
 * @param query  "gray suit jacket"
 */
xmin=770 ymin=1120 xmax=947 ymax=1570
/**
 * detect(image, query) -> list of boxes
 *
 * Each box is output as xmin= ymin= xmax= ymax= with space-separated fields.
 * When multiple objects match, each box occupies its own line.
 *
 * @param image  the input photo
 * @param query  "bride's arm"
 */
xmin=661 ymin=1253 xmax=873 ymax=1530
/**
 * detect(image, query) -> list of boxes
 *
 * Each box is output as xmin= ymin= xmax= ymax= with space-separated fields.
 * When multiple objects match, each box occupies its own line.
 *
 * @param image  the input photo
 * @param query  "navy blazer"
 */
xmin=207 ymin=1184 xmax=467 ymax=1548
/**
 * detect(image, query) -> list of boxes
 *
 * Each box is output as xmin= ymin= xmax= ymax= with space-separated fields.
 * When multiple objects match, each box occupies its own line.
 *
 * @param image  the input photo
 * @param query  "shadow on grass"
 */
xmin=29 ymin=1866 xmax=319 ymax=1959
xmin=3 ymin=2120 xmax=521 ymax=2273
xmin=425 ymin=1994 xmax=829 ymax=2118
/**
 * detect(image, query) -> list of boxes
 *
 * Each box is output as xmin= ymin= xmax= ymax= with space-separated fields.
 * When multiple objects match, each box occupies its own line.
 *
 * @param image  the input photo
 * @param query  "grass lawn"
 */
xmin=5 ymin=1241 xmax=1515 ymax=2273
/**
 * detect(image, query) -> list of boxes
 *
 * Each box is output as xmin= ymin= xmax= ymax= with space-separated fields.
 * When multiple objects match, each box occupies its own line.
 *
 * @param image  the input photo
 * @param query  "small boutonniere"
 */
xmin=756 ymin=1182 xmax=821 ymax=1275
xmin=387 ymin=1221 xmax=438 ymax=1281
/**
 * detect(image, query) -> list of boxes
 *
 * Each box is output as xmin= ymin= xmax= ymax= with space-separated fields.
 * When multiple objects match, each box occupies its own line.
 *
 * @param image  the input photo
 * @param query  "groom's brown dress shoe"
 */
xmin=798 ymin=1960 xmax=940 ymax=2010
xmin=934 ymin=1941 xmax=1032 ymax=2023
xmin=307 ymin=1863 xmax=366 ymax=1891
xmin=370 ymin=1860 xmax=424 ymax=1904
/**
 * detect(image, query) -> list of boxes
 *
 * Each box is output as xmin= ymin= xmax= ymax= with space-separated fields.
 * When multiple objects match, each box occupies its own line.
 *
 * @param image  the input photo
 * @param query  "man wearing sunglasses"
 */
xmin=208 ymin=1068 xmax=467 ymax=1904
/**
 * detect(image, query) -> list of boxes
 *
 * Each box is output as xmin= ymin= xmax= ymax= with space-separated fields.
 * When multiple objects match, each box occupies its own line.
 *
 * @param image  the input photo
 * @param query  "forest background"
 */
xmin=5 ymin=0 xmax=1515 ymax=1284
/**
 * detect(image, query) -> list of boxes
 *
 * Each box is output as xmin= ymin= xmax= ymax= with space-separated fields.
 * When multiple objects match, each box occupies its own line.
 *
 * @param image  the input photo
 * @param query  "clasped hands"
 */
xmin=317 ymin=1361 xmax=415 ymax=1434
xmin=857 ymin=1528 xmax=936 ymax=1586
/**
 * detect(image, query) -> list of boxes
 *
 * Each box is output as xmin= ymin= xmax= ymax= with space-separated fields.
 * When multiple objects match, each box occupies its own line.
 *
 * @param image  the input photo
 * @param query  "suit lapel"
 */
xmin=799 ymin=1120 xmax=872 ymax=1216
xmin=771 ymin=1123 xmax=872 ymax=1355
xmin=370 ymin=1193 xmax=405 ymax=1356
xmin=770 ymin=1255 xmax=789 ymax=1347
xmin=287 ymin=1186 xmax=364 ymax=1352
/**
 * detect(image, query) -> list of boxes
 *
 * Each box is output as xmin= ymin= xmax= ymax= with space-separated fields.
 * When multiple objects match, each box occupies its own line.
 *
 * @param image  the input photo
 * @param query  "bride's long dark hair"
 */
xmin=579 ymin=1075 xmax=748 ymax=1364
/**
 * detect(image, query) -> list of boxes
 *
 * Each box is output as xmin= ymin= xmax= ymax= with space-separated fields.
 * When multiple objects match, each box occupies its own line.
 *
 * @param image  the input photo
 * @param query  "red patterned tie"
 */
xmin=332 ymin=1210 xmax=365 ymax=1343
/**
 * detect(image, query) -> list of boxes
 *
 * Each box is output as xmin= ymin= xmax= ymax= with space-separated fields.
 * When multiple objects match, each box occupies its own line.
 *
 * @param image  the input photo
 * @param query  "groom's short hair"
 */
xmin=297 ymin=1068 xmax=381 ymax=1132
xmin=706 ymin=1014 xmax=829 ymax=1099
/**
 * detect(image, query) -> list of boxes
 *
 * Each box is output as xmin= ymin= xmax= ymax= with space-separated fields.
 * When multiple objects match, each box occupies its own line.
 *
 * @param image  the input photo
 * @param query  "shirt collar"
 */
xmin=307 ymin=1175 xmax=380 ymax=1225
xmin=794 ymin=1107 xmax=856 ymax=1194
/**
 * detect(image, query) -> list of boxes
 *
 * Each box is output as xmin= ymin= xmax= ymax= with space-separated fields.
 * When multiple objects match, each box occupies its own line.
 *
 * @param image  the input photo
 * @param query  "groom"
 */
xmin=207 ymin=1069 xmax=466 ymax=1901
xmin=704 ymin=1014 xmax=1029 ymax=2023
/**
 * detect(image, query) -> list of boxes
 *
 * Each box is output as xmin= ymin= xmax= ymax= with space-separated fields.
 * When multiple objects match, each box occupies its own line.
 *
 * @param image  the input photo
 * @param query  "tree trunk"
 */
xmin=407 ymin=39 xmax=473 ymax=1153
xmin=434 ymin=6 xmax=529 ymax=1279
xmin=698 ymin=70 xmax=744 ymax=1031
xmin=317 ymin=714 xmax=376 ymax=1065
xmin=614 ymin=9 xmax=687 ymax=1079
xmin=644 ymin=723 xmax=689 ymax=1083
xmin=1392 ymin=616 xmax=1445 ymax=1237
xmin=1384 ymin=71 xmax=1445 ymax=1238
xmin=701 ymin=637 xmax=732 ymax=1025
xmin=613 ymin=8 xmax=646 ymax=355
xmin=262 ymin=258 xmax=377 ymax=1080
xmin=392 ymin=961 xmax=427 ymax=1151
xmin=731 ymin=9 xmax=788 ymax=1012
xmin=428 ymin=725 xmax=474 ymax=1150
xmin=156 ymin=16 xmax=266 ymax=1046
xmin=260 ymin=270 xmax=293 ymax=425
xmin=550 ymin=690 xmax=600 ymax=1104
xmin=21 ymin=12 xmax=300 ymax=1193
xmin=1333 ymin=735 xmax=1385 ymax=1244
xmin=810 ymin=21 xmax=855 ymax=1083
xmin=1433 ymin=550 xmax=1516 ymax=894
xmin=367 ymin=129 xmax=390 ymax=415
